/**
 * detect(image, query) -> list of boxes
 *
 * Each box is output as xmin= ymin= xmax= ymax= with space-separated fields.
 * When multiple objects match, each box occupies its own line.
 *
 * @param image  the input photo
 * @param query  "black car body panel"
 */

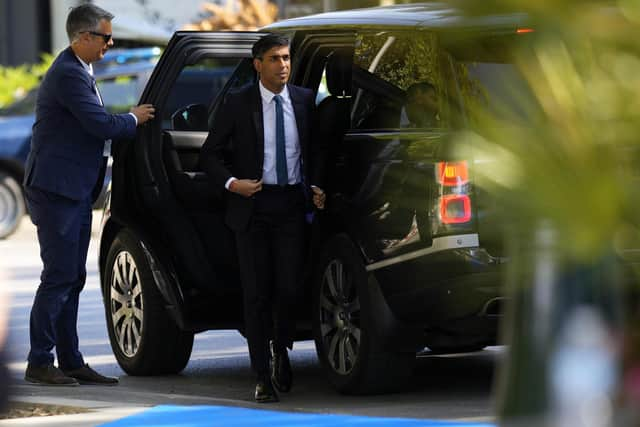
xmin=99 ymin=4 xmax=535 ymax=388
xmin=103 ymin=9 xmax=524 ymax=329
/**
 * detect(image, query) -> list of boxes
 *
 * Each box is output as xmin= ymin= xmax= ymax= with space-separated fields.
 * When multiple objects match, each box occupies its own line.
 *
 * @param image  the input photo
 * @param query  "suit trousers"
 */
xmin=234 ymin=185 xmax=305 ymax=378
xmin=24 ymin=186 xmax=91 ymax=370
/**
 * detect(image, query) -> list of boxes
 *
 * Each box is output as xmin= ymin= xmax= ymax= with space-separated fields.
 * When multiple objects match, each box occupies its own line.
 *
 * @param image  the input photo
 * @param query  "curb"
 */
xmin=1 ymin=397 xmax=148 ymax=427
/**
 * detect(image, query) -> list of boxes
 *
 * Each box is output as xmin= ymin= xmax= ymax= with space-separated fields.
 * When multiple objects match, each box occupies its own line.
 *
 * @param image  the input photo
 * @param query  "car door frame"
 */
xmin=110 ymin=31 xmax=263 ymax=305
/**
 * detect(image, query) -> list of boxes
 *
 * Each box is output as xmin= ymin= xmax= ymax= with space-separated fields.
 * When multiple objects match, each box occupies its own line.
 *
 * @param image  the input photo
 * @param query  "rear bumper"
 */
xmin=370 ymin=240 xmax=506 ymax=326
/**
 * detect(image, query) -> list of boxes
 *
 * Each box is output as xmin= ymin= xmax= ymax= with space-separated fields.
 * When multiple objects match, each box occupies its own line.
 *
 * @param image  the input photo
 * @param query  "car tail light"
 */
xmin=434 ymin=161 xmax=473 ymax=228
xmin=440 ymin=194 xmax=472 ymax=224
xmin=436 ymin=161 xmax=469 ymax=186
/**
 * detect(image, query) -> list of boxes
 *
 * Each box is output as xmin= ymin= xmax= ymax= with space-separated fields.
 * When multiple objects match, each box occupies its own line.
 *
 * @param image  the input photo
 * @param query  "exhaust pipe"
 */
xmin=480 ymin=297 xmax=506 ymax=317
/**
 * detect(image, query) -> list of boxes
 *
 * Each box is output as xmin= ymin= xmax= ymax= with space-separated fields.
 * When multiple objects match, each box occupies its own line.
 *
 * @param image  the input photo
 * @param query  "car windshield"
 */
xmin=0 ymin=89 xmax=37 ymax=116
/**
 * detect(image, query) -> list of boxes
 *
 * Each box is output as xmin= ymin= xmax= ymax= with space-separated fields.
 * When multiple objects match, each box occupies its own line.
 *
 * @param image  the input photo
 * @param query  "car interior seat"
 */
xmin=315 ymin=49 xmax=353 ymax=152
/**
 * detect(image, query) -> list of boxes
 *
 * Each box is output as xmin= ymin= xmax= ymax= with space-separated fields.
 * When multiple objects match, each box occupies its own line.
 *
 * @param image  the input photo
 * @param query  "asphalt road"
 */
xmin=1 ymin=213 xmax=499 ymax=423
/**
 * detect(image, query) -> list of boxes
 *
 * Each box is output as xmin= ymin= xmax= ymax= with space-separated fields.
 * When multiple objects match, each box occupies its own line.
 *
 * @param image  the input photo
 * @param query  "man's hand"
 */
xmin=130 ymin=104 xmax=155 ymax=125
xmin=230 ymin=179 xmax=262 ymax=198
xmin=312 ymin=186 xmax=325 ymax=210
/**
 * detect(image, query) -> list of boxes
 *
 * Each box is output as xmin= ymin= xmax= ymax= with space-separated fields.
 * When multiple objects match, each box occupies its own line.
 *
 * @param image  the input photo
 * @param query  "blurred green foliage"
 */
xmin=454 ymin=0 xmax=640 ymax=262
xmin=0 ymin=54 xmax=54 ymax=108
xmin=457 ymin=2 xmax=640 ymax=421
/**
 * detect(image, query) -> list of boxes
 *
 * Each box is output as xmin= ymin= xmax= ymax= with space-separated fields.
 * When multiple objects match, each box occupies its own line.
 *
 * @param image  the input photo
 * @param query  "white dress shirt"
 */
xmin=225 ymin=81 xmax=302 ymax=189
xmin=75 ymin=55 xmax=137 ymax=157
xmin=259 ymin=81 xmax=302 ymax=185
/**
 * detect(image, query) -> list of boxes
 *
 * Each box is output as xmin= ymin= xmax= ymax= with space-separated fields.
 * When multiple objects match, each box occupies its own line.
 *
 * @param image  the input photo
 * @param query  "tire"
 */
xmin=103 ymin=229 xmax=193 ymax=375
xmin=312 ymin=234 xmax=415 ymax=394
xmin=0 ymin=172 xmax=25 ymax=239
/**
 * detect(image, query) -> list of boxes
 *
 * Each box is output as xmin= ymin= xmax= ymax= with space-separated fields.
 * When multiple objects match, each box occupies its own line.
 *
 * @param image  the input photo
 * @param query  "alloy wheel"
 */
xmin=319 ymin=259 xmax=361 ymax=375
xmin=110 ymin=251 xmax=144 ymax=357
xmin=0 ymin=176 xmax=22 ymax=238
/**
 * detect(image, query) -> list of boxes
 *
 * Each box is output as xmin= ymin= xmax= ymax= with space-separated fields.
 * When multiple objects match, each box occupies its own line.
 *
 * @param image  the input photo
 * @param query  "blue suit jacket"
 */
xmin=200 ymin=83 xmax=326 ymax=231
xmin=24 ymin=47 xmax=136 ymax=201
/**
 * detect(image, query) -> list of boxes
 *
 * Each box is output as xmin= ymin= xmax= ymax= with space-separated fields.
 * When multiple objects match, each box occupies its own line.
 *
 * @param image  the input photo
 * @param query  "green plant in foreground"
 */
xmin=453 ymin=1 xmax=640 ymax=423
xmin=456 ymin=0 xmax=640 ymax=263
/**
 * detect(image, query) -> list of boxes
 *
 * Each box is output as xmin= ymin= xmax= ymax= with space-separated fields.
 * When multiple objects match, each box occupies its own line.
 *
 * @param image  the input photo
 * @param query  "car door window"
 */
xmin=163 ymin=57 xmax=250 ymax=130
xmin=208 ymin=58 xmax=257 ymax=130
xmin=351 ymin=31 xmax=450 ymax=131
xmin=446 ymin=35 xmax=535 ymax=126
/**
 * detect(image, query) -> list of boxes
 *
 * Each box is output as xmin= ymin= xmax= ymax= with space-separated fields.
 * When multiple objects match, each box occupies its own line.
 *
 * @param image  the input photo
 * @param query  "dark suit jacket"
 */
xmin=23 ymin=47 xmax=136 ymax=201
xmin=200 ymin=83 xmax=325 ymax=231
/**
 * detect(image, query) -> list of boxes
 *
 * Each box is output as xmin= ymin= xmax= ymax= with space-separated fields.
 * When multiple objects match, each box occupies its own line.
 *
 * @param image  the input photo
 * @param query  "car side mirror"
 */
xmin=171 ymin=103 xmax=209 ymax=131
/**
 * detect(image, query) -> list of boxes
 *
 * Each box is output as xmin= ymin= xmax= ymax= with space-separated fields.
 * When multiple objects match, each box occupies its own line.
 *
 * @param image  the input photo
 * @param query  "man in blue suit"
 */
xmin=200 ymin=35 xmax=326 ymax=402
xmin=23 ymin=4 xmax=154 ymax=386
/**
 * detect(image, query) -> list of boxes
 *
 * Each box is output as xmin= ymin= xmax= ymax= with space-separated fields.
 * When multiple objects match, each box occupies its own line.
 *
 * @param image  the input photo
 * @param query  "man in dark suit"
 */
xmin=200 ymin=34 xmax=326 ymax=403
xmin=23 ymin=4 xmax=154 ymax=386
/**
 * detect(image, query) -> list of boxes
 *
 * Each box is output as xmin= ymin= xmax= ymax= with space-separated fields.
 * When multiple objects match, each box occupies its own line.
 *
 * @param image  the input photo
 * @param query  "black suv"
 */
xmin=99 ymin=4 xmax=528 ymax=393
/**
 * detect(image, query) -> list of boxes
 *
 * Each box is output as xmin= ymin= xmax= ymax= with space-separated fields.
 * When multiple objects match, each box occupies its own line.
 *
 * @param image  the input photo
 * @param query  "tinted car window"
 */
xmin=225 ymin=58 xmax=256 ymax=91
xmin=454 ymin=62 xmax=533 ymax=124
xmin=163 ymin=57 xmax=244 ymax=130
xmin=208 ymin=58 xmax=257 ymax=130
xmin=351 ymin=31 xmax=448 ymax=130
xmin=448 ymin=34 xmax=535 ymax=125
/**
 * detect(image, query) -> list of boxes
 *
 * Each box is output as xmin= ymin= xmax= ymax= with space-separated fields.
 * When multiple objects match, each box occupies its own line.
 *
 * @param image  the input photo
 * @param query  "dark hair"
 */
xmin=66 ymin=4 xmax=114 ymax=43
xmin=407 ymin=81 xmax=436 ymax=97
xmin=252 ymin=34 xmax=290 ymax=59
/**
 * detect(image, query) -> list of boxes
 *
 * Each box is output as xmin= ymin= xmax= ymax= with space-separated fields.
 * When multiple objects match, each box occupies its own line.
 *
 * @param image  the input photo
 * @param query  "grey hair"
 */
xmin=66 ymin=4 xmax=114 ymax=43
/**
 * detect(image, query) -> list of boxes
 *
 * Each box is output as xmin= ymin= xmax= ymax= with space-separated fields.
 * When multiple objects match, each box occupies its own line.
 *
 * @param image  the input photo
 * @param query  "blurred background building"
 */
xmin=0 ymin=0 xmax=51 ymax=66
xmin=0 ymin=0 xmax=397 ymax=66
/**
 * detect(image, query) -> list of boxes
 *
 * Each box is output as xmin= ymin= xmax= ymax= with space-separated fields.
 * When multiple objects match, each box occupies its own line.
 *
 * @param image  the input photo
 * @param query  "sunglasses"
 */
xmin=83 ymin=31 xmax=112 ymax=44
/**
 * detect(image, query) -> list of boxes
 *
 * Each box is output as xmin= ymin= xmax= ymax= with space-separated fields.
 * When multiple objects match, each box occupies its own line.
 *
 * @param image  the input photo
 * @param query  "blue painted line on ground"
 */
xmin=100 ymin=405 xmax=495 ymax=427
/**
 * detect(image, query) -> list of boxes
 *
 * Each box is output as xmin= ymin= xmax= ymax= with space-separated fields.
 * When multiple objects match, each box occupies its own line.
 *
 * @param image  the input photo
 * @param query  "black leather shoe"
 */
xmin=25 ymin=363 xmax=79 ymax=386
xmin=271 ymin=347 xmax=292 ymax=393
xmin=62 ymin=364 xmax=119 ymax=385
xmin=255 ymin=378 xmax=279 ymax=403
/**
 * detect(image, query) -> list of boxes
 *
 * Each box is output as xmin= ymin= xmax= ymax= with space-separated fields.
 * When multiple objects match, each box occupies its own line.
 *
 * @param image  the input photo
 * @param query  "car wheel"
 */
xmin=0 ymin=172 xmax=25 ymax=239
xmin=104 ymin=229 xmax=193 ymax=375
xmin=313 ymin=234 xmax=414 ymax=394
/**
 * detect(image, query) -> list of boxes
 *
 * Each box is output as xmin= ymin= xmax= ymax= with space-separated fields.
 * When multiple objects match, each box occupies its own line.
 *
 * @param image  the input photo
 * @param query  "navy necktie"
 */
xmin=273 ymin=95 xmax=288 ymax=186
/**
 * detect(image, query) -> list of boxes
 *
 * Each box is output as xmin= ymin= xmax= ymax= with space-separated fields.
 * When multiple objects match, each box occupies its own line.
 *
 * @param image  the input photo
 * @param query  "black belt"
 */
xmin=261 ymin=183 xmax=302 ymax=192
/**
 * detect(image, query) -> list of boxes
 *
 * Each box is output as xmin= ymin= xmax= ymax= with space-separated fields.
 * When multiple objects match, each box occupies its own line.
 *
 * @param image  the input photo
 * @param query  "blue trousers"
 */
xmin=24 ymin=186 xmax=92 ymax=370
